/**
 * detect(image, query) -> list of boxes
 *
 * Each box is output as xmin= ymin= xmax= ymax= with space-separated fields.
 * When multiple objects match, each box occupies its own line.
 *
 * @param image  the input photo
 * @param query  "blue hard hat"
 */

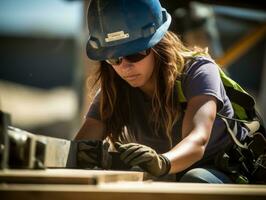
xmin=86 ymin=0 xmax=171 ymax=60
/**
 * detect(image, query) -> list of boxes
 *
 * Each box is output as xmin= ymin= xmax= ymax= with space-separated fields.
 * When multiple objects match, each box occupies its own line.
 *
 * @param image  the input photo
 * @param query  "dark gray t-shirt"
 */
xmin=87 ymin=57 xmax=248 ymax=158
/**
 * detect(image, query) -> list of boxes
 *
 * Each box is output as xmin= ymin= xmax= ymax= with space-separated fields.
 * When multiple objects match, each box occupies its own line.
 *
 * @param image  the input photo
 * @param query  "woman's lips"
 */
xmin=124 ymin=74 xmax=140 ymax=81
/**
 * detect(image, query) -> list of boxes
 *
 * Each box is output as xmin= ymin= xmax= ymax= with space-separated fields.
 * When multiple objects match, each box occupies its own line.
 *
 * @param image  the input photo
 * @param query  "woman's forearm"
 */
xmin=163 ymin=128 xmax=207 ymax=174
xmin=74 ymin=117 xmax=105 ymax=140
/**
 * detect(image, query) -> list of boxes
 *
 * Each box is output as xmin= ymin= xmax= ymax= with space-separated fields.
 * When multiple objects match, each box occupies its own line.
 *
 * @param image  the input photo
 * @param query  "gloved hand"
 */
xmin=76 ymin=140 xmax=111 ymax=169
xmin=115 ymin=142 xmax=171 ymax=177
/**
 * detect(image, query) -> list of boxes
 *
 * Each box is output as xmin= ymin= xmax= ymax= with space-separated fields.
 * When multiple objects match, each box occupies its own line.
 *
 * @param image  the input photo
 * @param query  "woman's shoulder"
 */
xmin=184 ymin=56 xmax=216 ymax=74
xmin=181 ymin=56 xmax=220 ymax=83
xmin=180 ymin=56 xmax=224 ymax=108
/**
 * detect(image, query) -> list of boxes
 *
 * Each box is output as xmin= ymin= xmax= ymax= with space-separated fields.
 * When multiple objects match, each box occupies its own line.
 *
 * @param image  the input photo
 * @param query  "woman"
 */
xmin=75 ymin=0 xmax=248 ymax=183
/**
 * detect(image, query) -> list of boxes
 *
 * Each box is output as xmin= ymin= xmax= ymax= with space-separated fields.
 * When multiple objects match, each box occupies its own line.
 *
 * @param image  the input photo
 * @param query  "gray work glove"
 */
xmin=77 ymin=140 xmax=111 ymax=169
xmin=115 ymin=142 xmax=171 ymax=177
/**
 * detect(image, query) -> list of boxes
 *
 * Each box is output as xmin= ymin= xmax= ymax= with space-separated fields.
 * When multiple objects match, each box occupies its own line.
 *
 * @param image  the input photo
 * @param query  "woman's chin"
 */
xmin=128 ymin=82 xmax=141 ymax=88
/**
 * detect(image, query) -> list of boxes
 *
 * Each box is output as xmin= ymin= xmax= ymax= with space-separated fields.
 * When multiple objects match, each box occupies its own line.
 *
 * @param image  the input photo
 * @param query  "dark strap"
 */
xmin=224 ymin=86 xmax=255 ymax=109
xmin=218 ymin=116 xmax=248 ymax=149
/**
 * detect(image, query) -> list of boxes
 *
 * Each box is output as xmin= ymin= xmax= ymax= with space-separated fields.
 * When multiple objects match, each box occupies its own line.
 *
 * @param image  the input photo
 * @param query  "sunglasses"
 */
xmin=106 ymin=48 xmax=151 ymax=65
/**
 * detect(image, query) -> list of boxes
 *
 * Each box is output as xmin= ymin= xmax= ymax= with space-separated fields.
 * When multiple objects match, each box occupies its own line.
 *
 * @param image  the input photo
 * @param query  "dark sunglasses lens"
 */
xmin=125 ymin=54 xmax=146 ymax=63
xmin=106 ymin=49 xmax=151 ymax=65
xmin=106 ymin=58 xmax=122 ymax=65
xmin=125 ymin=49 xmax=151 ymax=63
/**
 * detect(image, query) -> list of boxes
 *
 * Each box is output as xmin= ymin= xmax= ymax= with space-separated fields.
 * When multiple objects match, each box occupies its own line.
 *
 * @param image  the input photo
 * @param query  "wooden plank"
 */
xmin=0 ymin=169 xmax=143 ymax=184
xmin=1 ymin=182 xmax=266 ymax=200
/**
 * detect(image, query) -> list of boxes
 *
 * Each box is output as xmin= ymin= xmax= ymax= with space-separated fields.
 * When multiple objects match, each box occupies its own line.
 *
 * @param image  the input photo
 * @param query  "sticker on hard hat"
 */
xmin=105 ymin=31 xmax=129 ymax=42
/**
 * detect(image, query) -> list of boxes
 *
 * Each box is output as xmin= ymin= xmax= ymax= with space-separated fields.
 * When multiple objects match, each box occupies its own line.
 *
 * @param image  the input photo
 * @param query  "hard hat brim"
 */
xmin=86 ymin=12 xmax=171 ymax=61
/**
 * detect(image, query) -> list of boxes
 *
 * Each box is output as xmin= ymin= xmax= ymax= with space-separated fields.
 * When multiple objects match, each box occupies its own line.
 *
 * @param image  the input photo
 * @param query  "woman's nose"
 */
xmin=120 ymin=59 xmax=134 ymax=70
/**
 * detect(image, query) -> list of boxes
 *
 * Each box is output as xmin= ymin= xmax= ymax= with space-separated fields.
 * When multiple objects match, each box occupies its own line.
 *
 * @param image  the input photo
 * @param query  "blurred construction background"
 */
xmin=0 ymin=0 xmax=265 ymax=140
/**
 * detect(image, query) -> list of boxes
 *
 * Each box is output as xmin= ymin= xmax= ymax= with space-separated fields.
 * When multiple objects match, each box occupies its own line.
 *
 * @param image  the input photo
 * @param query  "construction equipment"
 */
xmin=0 ymin=110 xmax=129 ymax=171
xmin=0 ymin=111 xmax=10 ymax=169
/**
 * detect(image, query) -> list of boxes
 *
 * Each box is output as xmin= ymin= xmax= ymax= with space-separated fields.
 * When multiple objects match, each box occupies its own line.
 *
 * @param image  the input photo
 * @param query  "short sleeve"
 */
xmin=182 ymin=59 xmax=224 ymax=111
xmin=86 ymin=89 xmax=101 ymax=120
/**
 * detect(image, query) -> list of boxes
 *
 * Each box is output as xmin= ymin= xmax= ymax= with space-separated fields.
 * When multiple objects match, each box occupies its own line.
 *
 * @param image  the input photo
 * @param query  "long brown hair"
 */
xmin=95 ymin=31 xmax=209 ymax=145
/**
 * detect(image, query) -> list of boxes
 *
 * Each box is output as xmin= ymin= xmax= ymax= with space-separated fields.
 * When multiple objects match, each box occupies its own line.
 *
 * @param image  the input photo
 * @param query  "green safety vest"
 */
xmin=176 ymin=58 xmax=266 ymax=184
xmin=176 ymin=59 xmax=256 ymax=121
